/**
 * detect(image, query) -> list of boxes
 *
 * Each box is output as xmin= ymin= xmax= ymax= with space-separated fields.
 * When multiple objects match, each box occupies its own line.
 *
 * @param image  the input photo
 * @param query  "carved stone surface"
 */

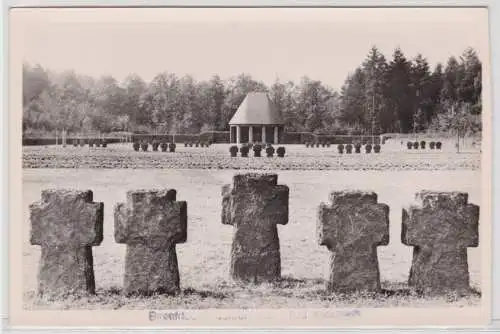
xmin=222 ymin=173 xmax=289 ymax=283
xmin=115 ymin=189 xmax=187 ymax=296
xmin=402 ymin=191 xmax=479 ymax=295
xmin=30 ymin=189 xmax=103 ymax=297
xmin=318 ymin=191 xmax=389 ymax=292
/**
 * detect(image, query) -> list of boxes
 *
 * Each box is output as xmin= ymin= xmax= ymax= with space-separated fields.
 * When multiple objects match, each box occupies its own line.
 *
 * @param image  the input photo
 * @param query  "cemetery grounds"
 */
xmin=22 ymin=139 xmax=482 ymax=309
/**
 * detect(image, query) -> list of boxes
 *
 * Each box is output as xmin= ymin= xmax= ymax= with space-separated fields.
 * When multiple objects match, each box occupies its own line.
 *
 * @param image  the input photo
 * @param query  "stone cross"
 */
xmin=402 ymin=191 xmax=479 ymax=295
xmin=115 ymin=189 xmax=187 ymax=296
xmin=29 ymin=189 xmax=104 ymax=298
xmin=222 ymin=173 xmax=289 ymax=283
xmin=317 ymin=191 xmax=389 ymax=292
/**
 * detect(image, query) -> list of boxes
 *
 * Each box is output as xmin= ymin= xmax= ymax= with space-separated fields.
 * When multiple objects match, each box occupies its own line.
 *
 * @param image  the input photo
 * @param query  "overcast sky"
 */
xmin=12 ymin=7 xmax=489 ymax=90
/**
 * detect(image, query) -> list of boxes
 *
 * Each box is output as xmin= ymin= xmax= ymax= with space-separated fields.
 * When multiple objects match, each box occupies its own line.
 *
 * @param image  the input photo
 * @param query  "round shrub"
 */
xmin=188 ymin=142 xmax=193 ymax=147
xmin=253 ymin=143 xmax=262 ymax=157
xmin=79 ymin=139 xmax=85 ymax=147
xmin=266 ymin=145 xmax=275 ymax=157
xmin=169 ymin=142 xmax=176 ymax=152
xmin=229 ymin=145 xmax=238 ymax=157
xmin=420 ymin=140 xmax=426 ymax=149
xmin=322 ymin=142 xmax=326 ymax=148
xmin=305 ymin=142 xmax=310 ymax=148
xmin=95 ymin=140 xmax=101 ymax=148
xmin=365 ymin=144 xmax=372 ymax=153
xmin=407 ymin=142 xmax=413 ymax=150
xmin=315 ymin=142 xmax=320 ymax=148
xmin=436 ymin=141 xmax=442 ymax=149
xmin=337 ymin=144 xmax=344 ymax=154
xmin=413 ymin=141 xmax=419 ymax=149
xmin=354 ymin=143 xmax=362 ymax=153
xmin=326 ymin=142 xmax=331 ymax=148
xmin=195 ymin=142 xmax=200 ymax=147
xmin=240 ymin=145 xmax=249 ymax=157
xmin=73 ymin=140 xmax=78 ymax=147
xmin=374 ymin=144 xmax=381 ymax=153
xmin=102 ymin=140 xmax=107 ymax=148
xmin=152 ymin=140 xmax=160 ymax=151
xmin=133 ymin=142 xmax=140 ymax=151
xmin=430 ymin=141 xmax=436 ymax=149
xmin=160 ymin=142 xmax=168 ymax=152
xmin=141 ymin=142 xmax=148 ymax=152
xmin=346 ymin=144 xmax=353 ymax=154
xmin=88 ymin=140 xmax=94 ymax=148
xmin=184 ymin=142 xmax=188 ymax=147
xmin=277 ymin=146 xmax=285 ymax=157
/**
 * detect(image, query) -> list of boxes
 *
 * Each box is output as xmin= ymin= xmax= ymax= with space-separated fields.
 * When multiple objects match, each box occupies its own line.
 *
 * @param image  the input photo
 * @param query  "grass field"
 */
xmin=22 ymin=168 xmax=482 ymax=309
xmin=22 ymin=142 xmax=480 ymax=170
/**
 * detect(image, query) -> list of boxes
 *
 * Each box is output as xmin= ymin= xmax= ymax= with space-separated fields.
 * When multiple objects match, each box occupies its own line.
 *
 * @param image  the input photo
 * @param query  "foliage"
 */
xmin=23 ymin=47 xmax=481 ymax=137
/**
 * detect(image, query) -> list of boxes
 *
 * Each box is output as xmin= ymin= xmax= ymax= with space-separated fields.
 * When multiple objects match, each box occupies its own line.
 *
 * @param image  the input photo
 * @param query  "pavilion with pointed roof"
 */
xmin=229 ymin=92 xmax=285 ymax=144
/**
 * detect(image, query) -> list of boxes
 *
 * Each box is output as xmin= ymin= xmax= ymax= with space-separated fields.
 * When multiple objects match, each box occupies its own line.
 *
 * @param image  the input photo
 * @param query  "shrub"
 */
xmin=240 ymin=145 xmax=249 ymax=157
xmin=188 ymin=142 xmax=193 ymax=147
xmin=374 ymin=144 xmax=381 ymax=153
xmin=102 ymin=140 xmax=108 ymax=148
xmin=338 ymin=144 xmax=344 ymax=154
xmin=141 ymin=142 xmax=148 ymax=152
xmin=266 ymin=145 xmax=275 ymax=157
xmin=407 ymin=142 xmax=413 ymax=149
xmin=420 ymin=140 xmax=426 ymax=149
xmin=346 ymin=144 xmax=353 ymax=154
xmin=88 ymin=140 xmax=94 ymax=148
xmin=152 ymin=140 xmax=160 ymax=151
xmin=169 ymin=142 xmax=176 ymax=152
xmin=160 ymin=142 xmax=168 ymax=152
xmin=430 ymin=141 xmax=436 ymax=149
xmin=413 ymin=141 xmax=419 ymax=149
xmin=73 ymin=140 xmax=78 ymax=147
xmin=184 ymin=142 xmax=188 ymax=147
xmin=253 ymin=144 xmax=262 ymax=157
xmin=133 ymin=142 xmax=140 ymax=151
xmin=365 ymin=144 xmax=372 ymax=153
xmin=277 ymin=146 xmax=286 ymax=157
xmin=326 ymin=142 xmax=331 ymax=148
xmin=354 ymin=143 xmax=361 ymax=153
xmin=305 ymin=142 xmax=310 ymax=148
xmin=436 ymin=141 xmax=442 ymax=149
xmin=315 ymin=142 xmax=320 ymax=148
xmin=195 ymin=142 xmax=200 ymax=147
xmin=229 ymin=145 xmax=238 ymax=157
xmin=80 ymin=139 xmax=85 ymax=147
xmin=95 ymin=140 xmax=101 ymax=148
xmin=322 ymin=142 xmax=326 ymax=148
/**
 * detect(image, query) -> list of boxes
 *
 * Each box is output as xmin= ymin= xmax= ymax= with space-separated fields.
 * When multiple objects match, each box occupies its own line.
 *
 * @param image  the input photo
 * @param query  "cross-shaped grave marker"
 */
xmin=115 ymin=189 xmax=187 ymax=296
xmin=402 ymin=191 xmax=479 ymax=295
xmin=30 ymin=189 xmax=103 ymax=297
xmin=222 ymin=173 xmax=289 ymax=283
xmin=317 ymin=191 xmax=389 ymax=292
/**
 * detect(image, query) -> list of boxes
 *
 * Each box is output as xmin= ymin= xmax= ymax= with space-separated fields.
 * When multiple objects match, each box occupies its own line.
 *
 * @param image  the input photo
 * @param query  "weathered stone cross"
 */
xmin=317 ymin=191 xmax=389 ymax=292
xmin=222 ymin=173 xmax=289 ymax=283
xmin=402 ymin=191 xmax=479 ymax=294
xmin=115 ymin=189 xmax=187 ymax=296
xmin=30 ymin=189 xmax=104 ymax=297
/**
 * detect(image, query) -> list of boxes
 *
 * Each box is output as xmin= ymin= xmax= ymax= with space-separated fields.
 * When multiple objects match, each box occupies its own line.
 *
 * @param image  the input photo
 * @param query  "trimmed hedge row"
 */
xmin=337 ymin=143 xmax=381 ymax=154
xmin=23 ymin=137 xmax=122 ymax=146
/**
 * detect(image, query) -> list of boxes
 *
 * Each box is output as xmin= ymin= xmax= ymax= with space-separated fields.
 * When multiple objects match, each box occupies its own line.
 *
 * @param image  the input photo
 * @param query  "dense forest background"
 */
xmin=22 ymin=46 xmax=482 ymax=137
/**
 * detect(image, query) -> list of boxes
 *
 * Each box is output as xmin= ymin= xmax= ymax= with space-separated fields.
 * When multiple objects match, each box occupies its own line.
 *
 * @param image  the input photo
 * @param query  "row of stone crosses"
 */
xmin=29 ymin=173 xmax=479 ymax=299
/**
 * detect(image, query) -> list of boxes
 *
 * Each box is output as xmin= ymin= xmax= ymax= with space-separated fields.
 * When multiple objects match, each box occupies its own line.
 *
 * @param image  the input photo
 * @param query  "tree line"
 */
xmin=22 ymin=46 xmax=482 ymax=137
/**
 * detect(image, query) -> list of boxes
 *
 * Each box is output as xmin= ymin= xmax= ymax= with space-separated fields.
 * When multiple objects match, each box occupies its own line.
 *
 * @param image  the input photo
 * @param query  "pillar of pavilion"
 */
xmin=228 ymin=92 xmax=285 ymax=145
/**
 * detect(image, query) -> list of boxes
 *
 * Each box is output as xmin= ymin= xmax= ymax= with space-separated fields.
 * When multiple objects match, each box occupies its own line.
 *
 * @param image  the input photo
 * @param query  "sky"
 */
xmin=12 ymin=7 xmax=489 ymax=90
